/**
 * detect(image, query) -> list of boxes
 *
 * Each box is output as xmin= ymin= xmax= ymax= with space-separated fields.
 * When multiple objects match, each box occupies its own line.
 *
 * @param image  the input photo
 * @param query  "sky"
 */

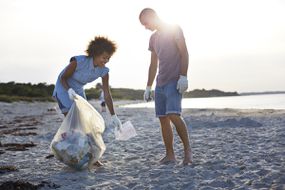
xmin=0 ymin=0 xmax=284 ymax=93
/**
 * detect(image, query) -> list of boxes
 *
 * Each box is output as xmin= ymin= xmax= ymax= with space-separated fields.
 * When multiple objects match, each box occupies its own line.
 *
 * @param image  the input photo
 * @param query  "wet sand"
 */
xmin=0 ymin=100 xmax=284 ymax=190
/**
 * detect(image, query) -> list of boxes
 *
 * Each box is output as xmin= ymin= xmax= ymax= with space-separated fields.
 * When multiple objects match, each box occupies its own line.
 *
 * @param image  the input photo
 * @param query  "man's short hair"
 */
xmin=139 ymin=8 xmax=157 ymax=20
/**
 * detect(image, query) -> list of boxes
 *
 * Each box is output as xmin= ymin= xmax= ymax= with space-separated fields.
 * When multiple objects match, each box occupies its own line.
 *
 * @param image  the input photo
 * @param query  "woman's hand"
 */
xmin=67 ymin=88 xmax=77 ymax=100
xmin=111 ymin=114 xmax=122 ymax=130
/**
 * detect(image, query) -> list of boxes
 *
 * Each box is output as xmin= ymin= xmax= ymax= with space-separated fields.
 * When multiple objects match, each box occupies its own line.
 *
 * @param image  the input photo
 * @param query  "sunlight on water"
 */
xmin=123 ymin=94 xmax=285 ymax=109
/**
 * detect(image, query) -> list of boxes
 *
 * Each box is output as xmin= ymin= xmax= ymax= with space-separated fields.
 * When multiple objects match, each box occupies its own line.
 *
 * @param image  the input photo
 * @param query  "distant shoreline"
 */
xmin=240 ymin=91 xmax=285 ymax=96
xmin=0 ymin=82 xmax=284 ymax=103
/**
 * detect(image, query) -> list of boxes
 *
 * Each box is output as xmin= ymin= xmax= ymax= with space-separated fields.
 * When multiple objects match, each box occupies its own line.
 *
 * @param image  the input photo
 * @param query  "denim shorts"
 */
xmin=54 ymin=94 xmax=70 ymax=114
xmin=154 ymin=81 xmax=182 ymax=117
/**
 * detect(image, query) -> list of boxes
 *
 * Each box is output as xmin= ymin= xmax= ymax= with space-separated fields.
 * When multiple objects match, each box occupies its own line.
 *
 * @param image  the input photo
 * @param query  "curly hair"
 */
xmin=86 ymin=36 xmax=117 ymax=57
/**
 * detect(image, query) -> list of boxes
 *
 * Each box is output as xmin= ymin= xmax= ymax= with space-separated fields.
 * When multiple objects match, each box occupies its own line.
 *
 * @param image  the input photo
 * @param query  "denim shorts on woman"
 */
xmin=54 ymin=94 xmax=70 ymax=114
xmin=154 ymin=81 xmax=182 ymax=117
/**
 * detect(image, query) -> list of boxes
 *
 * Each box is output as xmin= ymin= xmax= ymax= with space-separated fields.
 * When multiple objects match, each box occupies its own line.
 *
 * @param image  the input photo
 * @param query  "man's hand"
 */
xmin=177 ymin=75 xmax=188 ymax=94
xmin=67 ymin=88 xmax=77 ymax=100
xmin=111 ymin=114 xmax=122 ymax=130
xmin=143 ymin=86 xmax=152 ymax=102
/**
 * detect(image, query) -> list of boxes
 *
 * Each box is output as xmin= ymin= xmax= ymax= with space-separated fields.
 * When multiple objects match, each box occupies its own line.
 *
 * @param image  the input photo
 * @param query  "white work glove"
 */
xmin=111 ymin=114 xmax=122 ymax=130
xmin=67 ymin=88 xmax=77 ymax=100
xmin=143 ymin=86 xmax=152 ymax=102
xmin=177 ymin=75 xmax=188 ymax=94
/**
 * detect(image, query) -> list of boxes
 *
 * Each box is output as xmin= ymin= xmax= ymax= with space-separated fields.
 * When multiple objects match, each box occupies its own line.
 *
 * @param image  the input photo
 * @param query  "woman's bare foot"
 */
xmin=182 ymin=150 xmax=193 ymax=166
xmin=94 ymin=160 xmax=104 ymax=167
xmin=159 ymin=156 xmax=176 ymax=165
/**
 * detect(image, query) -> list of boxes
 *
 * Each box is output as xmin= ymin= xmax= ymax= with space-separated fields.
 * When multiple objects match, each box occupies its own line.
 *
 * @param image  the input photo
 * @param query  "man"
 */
xmin=139 ymin=8 xmax=192 ymax=165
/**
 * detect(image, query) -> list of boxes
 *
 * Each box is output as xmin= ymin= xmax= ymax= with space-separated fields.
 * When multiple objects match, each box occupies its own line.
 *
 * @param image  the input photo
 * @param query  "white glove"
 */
xmin=143 ymin=86 xmax=152 ymax=102
xmin=177 ymin=75 xmax=188 ymax=94
xmin=111 ymin=114 xmax=122 ymax=130
xmin=67 ymin=88 xmax=77 ymax=100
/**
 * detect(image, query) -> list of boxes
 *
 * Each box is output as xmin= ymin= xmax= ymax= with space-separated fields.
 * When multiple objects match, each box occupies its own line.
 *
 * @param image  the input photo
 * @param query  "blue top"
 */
xmin=52 ymin=55 xmax=109 ymax=111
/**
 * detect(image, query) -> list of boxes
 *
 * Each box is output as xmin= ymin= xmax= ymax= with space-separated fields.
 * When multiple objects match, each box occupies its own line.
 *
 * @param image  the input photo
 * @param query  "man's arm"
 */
xmin=175 ymin=35 xmax=189 ymax=76
xmin=147 ymin=51 xmax=158 ymax=87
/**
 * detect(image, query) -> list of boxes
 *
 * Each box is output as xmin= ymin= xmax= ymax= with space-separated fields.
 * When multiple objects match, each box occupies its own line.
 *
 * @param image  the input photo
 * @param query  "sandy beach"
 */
xmin=0 ymin=100 xmax=284 ymax=190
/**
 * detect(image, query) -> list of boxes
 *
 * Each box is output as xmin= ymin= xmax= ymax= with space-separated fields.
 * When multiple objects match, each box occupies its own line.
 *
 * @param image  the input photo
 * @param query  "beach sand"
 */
xmin=0 ymin=100 xmax=284 ymax=190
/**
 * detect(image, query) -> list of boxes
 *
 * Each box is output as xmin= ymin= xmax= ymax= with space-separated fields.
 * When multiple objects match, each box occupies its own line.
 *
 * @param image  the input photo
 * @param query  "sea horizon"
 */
xmin=123 ymin=93 xmax=285 ymax=110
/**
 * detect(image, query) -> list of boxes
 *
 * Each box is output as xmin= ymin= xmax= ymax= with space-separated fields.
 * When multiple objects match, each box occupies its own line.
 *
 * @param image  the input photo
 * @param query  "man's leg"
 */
xmin=168 ymin=114 xmax=192 ymax=165
xmin=158 ymin=116 xmax=176 ymax=164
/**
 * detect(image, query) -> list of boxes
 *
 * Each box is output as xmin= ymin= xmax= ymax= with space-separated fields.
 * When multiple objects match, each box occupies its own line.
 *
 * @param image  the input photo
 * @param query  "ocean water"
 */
xmin=124 ymin=93 xmax=285 ymax=110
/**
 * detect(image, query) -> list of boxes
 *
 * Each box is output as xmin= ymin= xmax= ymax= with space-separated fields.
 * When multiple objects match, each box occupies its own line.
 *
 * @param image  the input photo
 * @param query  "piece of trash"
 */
xmin=115 ymin=121 xmax=137 ymax=141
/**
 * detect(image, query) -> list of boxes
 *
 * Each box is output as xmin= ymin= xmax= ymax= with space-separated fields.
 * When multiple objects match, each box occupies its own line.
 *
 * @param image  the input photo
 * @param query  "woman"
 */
xmin=52 ymin=36 xmax=122 ymax=166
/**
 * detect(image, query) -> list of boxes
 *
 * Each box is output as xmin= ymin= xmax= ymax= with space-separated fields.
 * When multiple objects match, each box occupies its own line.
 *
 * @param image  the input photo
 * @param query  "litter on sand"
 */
xmin=114 ymin=121 xmax=137 ymax=141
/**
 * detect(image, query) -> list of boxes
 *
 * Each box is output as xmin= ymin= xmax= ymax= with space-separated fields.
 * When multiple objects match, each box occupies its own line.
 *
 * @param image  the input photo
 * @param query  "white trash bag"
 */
xmin=114 ymin=121 xmax=137 ymax=141
xmin=50 ymin=95 xmax=106 ymax=170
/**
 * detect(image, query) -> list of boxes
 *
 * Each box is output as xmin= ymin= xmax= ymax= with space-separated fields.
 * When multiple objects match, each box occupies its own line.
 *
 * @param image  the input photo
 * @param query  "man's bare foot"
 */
xmin=182 ymin=151 xmax=193 ymax=166
xmin=94 ymin=160 xmax=104 ymax=167
xmin=159 ymin=156 xmax=176 ymax=165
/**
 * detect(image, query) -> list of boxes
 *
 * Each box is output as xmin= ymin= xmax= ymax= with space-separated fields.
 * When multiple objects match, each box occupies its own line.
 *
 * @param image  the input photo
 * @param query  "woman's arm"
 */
xmin=101 ymin=73 xmax=115 ymax=115
xmin=60 ymin=59 xmax=77 ymax=90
